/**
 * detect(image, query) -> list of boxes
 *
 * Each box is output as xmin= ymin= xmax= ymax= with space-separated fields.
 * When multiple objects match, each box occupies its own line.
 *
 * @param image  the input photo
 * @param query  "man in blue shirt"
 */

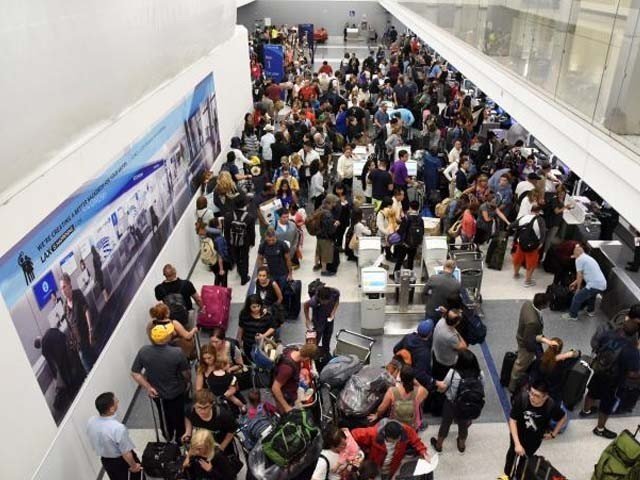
xmin=562 ymin=243 xmax=607 ymax=320
xmin=86 ymin=392 xmax=142 ymax=479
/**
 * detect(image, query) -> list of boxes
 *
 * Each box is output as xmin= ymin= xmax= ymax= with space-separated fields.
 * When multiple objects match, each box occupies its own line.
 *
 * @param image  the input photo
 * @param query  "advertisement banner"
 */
xmin=298 ymin=23 xmax=315 ymax=48
xmin=263 ymin=44 xmax=285 ymax=83
xmin=0 ymin=73 xmax=222 ymax=424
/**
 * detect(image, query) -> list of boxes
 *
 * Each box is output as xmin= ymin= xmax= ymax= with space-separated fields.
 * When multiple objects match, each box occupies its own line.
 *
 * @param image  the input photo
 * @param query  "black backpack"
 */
xmin=230 ymin=211 xmax=248 ymax=247
xmin=516 ymin=217 xmax=541 ymax=252
xmin=453 ymin=373 xmax=485 ymax=420
xmin=161 ymin=283 xmax=189 ymax=325
xmin=404 ymin=214 xmax=425 ymax=248
xmin=592 ymin=337 xmax=624 ymax=379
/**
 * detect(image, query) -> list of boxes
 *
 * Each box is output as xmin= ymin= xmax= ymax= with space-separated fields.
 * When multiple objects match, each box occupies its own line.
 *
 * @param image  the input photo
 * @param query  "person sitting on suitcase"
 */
xmin=498 ymin=379 xmax=567 ymax=480
xmin=527 ymin=337 xmax=580 ymax=407
xmin=86 ymin=392 xmax=142 ymax=480
xmin=351 ymin=419 xmax=430 ymax=480
xmin=579 ymin=319 xmax=640 ymax=439
xmin=304 ymin=285 xmax=340 ymax=351
xmin=271 ymin=343 xmax=319 ymax=413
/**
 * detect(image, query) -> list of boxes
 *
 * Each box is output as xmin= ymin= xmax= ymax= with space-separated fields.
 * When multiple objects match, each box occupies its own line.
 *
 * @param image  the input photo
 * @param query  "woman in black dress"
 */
xmin=236 ymin=294 xmax=278 ymax=359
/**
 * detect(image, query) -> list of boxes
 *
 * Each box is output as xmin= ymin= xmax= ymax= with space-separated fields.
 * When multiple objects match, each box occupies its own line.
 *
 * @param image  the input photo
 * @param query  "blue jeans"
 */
xmin=569 ymin=287 xmax=602 ymax=317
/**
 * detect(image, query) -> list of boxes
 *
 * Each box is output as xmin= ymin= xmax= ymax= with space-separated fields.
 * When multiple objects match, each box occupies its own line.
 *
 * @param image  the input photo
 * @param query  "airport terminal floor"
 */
xmin=116 ymin=35 xmax=640 ymax=480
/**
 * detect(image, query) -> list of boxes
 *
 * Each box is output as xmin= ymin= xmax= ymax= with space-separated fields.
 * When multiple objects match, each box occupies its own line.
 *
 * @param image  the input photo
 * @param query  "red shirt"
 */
xmin=265 ymin=83 xmax=282 ymax=102
xmin=351 ymin=421 xmax=427 ymax=476
xmin=319 ymin=64 xmax=333 ymax=75
xmin=299 ymin=85 xmax=318 ymax=102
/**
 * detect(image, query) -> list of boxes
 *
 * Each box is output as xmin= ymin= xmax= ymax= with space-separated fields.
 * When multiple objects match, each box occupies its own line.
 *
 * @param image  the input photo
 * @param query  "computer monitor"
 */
xmin=406 ymin=160 xmax=417 ymax=177
xmin=361 ymin=267 xmax=387 ymax=294
xmin=353 ymin=160 xmax=367 ymax=177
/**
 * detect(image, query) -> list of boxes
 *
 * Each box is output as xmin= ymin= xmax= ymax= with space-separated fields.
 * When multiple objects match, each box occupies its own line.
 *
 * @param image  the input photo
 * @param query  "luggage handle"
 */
xmin=128 ymin=471 xmax=146 ymax=480
xmin=336 ymin=329 xmax=376 ymax=348
xmin=148 ymin=396 xmax=170 ymax=443
xmin=510 ymin=454 xmax=529 ymax=480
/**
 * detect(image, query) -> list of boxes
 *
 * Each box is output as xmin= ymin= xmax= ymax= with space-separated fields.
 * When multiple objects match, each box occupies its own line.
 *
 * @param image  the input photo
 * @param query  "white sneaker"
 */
xmin=561 ymin=313 xmax=578 ymax=321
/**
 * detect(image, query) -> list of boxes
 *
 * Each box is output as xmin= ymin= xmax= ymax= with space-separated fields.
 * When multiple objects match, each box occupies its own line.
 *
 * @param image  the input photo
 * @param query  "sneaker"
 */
xmin=524 ymin=280 xmax=536 ymax=287
xmin=579 ymin=409 xmax=595 ymax=418
xmin=593 ymin=427 xmax=617 ymax=439
xmin=312 ymin=264 xmax=322 ymax=272
xmin=429 ymin=437 xmax=442 ymax=453
xmin=561 ymin=313 xmax=578 ymax=321
xmin=496 ymin=475 xmax=510 ymax=480
xmin=585 ymin=310 xmax=596 ymax=317
xmin=320 ymin=270 xmax=336 ymax=277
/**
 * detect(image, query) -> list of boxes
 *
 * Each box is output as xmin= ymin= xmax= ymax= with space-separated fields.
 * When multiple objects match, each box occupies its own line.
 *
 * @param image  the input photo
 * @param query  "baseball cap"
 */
xmin=417 ymin=319 xmax=434 ymax=337
xmin=150 ymin=323 xmax=175 ymax=344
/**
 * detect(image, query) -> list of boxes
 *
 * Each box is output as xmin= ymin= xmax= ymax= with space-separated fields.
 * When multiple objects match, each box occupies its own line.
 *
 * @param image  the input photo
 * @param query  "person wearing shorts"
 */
xmin=512 ymin=205 xmax=545 ymax=287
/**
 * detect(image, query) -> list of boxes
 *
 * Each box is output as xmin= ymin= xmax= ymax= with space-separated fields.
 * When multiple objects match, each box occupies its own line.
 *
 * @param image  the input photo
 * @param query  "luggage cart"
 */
xmin=334 ymin=329 xmax=375 ymax=365
xmin=450 ymin=246 xmax=484 ymax=305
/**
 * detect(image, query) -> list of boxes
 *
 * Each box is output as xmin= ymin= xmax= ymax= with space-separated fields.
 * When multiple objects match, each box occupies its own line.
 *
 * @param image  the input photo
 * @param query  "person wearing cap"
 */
xmin=424 ymin=259 xmax=462 ymax=320
xmin=131 ymin=322 xmax=190 ymax=443
xmin=393 ymin=320 xmax=445 ymax=393
xmin=351 ymin=419 xmax=430 ymax=479
xmin=259 ymin=124 xmax=276 ymax=174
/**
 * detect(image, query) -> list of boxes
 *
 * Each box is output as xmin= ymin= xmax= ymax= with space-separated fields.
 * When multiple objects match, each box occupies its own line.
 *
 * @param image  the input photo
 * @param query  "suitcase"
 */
xmin=197 ymin=285 xmax=231 ymax=331
xmin=500 ymin=351 xmax=517 ymax=387
xmin=283 ymin=280 xmax=302 ymax=320
xmin=562 ymin=356 xmax=593 ymax=410
xmin=395 ymin=458 xmax=434 ymax=480
xmin=141 ymin=398 xmax=182 ymax=479
xmin=524 ymin=455 xmax=567 ymax=480
xmin=486 ymin=231 xmax=508 ymax=270
xmin=546 ymin=283 xmax=573 ymax=311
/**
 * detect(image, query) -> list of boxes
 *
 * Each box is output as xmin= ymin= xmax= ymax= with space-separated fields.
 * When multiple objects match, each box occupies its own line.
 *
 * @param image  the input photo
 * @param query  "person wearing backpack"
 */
xmin=369 ymin=366 xmax=428 ymax=431
xmin=271 ymin=344 xmax=319 ymax=413
xmin=511 ymin=204 xmax=546 ymax=287
xmin=304 ymin=285 xmax=340 ymax=350
xmin=154 ymin=264 xmax=202 ymax=327
xmin=561 ymin=243 xmax=607 ymax=321
xmin=393 ymin=200 xmax=423 ymax=275
xmin=203 ymin=218 xmax=233 ymax=287
xmin=498 ymin=379 xmax=567 ymax=480
xmin=430 ymin=350 xmax=484 ymax=453
xmin=223 ymin=195 xmax=255 ymax=286
xmin=579 ymin=319 xmax=640 ymax=439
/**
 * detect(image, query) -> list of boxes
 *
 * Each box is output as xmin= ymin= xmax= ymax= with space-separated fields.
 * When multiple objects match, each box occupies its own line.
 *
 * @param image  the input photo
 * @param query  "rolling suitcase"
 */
xmin=395 ymin=458 xmax=434 ymax=479
xmin=283 ymin=280 xmax=302 ymax=320
xmin=525 ymin=455 xmax=567 ymax=480
xmin=197 ymin=284 xmax=231 ymax=331
xmin=562 ymin=356 xmax=593 ymax=410
xmin=486 ymin=231 xmax=508 ymax=270
xmin=141 ymin=398 xmax=182 ymax=479
xmin=500 ymin=351 xmax=517 ymax=387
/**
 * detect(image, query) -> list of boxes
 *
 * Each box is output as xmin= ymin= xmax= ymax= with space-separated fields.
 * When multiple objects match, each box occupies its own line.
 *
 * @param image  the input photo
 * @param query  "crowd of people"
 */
xmin=82 ymin=26 xmax=640 ymax=480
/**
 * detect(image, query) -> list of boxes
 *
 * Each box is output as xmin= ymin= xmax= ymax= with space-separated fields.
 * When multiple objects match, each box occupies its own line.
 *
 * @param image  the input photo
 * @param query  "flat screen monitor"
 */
xmin=353 ymin=160 xmax=367 ymax=177
xmin=32 ymin=271 xmax=58 ymax=310
xmin=361 ymin=268 xmax=387 ymax=293
xmin=406 ymin=160 xmax=417 ymax=177
xmin=433 ymin=266 xmax=461 ymax=282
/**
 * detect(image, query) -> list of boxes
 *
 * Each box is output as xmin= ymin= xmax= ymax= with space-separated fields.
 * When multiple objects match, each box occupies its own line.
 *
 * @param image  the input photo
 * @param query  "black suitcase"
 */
xmin=395 ymin=458 xmax=434 ymax=480
xmin=525 ymin=455 xmax=567 ymax=480
xmin=561 ymin=356 xmax=593 ymax=410
xmin=284 ymin=279 xmax=302 ymax=320
xmin=486 ymin=231 xmax=508 ymax=270
xmin=142 ymin=398 xmax=182 ymax=479
xmin=546 ymin=283 xmax=573 ymax=311
xmin=500 ymin=351 xmax=517 ymax=387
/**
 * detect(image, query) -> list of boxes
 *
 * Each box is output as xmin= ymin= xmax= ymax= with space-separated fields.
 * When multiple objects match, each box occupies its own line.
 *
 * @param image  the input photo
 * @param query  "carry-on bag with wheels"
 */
xmin=500 ymin=351 xmax=517 ymax=387
xmin=141 ymin=398 xmax=182 ymax=479
xmin=197 ymin=284 xmax=231 ymax=331
xmin=486 ymin=231 xmax=508 ymax=270
xmin=561 ymin=356 xmax=593 ymax=410
xmin=283 ymin=280 xmax=302 ymax=320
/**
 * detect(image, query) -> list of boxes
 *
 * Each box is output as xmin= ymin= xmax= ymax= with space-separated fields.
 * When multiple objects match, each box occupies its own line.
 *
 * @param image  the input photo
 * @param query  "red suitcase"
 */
xmin=197 ymin=285 xmax=231 ymax=331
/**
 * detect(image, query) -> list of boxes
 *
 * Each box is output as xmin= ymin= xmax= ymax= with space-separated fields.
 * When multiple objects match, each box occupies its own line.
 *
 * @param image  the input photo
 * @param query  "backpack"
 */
xmin=262 ymin=408 xmax=319 ymax=467
xmin=161 ymin=284 xmax=189 ymax=325
xmin=230 ymin=211 xmax=248 ymax=247
xmin=405 ymin=214 xmax=424 ymax=248
xmin=591 ymin=337 xmax=624 ymax=379
xmin=435 ymin=198 xmax=451 ymax=218
xmin=200 ymin=237 xmax=218 ymax=266
xmin=239 ymin=415 xmax=275 ymax=451
xmin=306 ymin=209 xmax=324 ymax=236
xmin=453 ymin=374 xmax=485 ymax=420
xmin=392 ymin=388 xmax=418 ymax=427
xmin=516 ymin=217 xmax=541 ymax=252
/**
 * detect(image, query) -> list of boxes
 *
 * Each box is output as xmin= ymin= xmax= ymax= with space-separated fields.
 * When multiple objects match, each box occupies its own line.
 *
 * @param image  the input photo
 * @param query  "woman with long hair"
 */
xmin=368 ymin=366 xmax=428 ymax=431
xmin=209 ymin=327 xmax=244 ymax=374
xmin=529 ymin=337 xmax=580 ymax=404
xmin=195 ymin=344 xmax=246 ymax=414
xmin=182 ymin=429 xmax=237 ymax=480
xmin=431 ymin=349 xmax=483 ymax=453
xmin=276 ymin=178 xmax=296 ymax=210
xmin=236 ymin=294 xmax=277 ymax=358
xmin=213 ymin=171 xmax=239 ymax=218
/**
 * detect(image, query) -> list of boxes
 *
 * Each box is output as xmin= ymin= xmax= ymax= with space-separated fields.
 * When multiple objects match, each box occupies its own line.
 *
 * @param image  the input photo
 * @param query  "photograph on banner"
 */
xmin=0 ymin=73 xmax=221 ymax=425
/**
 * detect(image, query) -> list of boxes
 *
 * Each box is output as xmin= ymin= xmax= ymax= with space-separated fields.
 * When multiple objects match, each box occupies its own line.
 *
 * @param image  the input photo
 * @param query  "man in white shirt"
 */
xmin=448 ymin=139 xmax=462 ymax=164
xmin=336 ymin=144 xmax=355 ymax=191
xmin=86 ymin=392 xmax=142 ymax=480
xmin=539 ymin=162 xmax=560 ymax=194
xmin=259 ymin=124 xmax=276 ymax=171
xmin=512 ymin=205 xmax=546 ymax=287
xmin=515 ymin=172 xmax=540 ymax=202
xmin=562 ymin=243 xmax=608 ymax=320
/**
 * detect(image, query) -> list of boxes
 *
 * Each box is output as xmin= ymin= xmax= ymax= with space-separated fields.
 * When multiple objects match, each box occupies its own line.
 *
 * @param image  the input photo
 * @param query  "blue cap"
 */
xmin=417 ymin=319 xmax=434 ymax=337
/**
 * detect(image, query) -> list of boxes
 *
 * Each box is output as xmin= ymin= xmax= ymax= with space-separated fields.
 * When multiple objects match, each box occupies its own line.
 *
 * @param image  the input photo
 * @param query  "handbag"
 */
xmin=348 ymin=233 xmax=359 ymax=251
xmin=387 ymin=232 xmax=402 ymax=245
xmin=448 ymin=219 xmax=462 ymax=237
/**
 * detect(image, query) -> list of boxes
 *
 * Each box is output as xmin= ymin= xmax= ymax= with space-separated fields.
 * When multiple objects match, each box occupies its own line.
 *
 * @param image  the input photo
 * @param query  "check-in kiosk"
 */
xmin=422 ymin=236 xmax=449 ymax=280
xmin=360 ymin=266 xmax=387 ymax=335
